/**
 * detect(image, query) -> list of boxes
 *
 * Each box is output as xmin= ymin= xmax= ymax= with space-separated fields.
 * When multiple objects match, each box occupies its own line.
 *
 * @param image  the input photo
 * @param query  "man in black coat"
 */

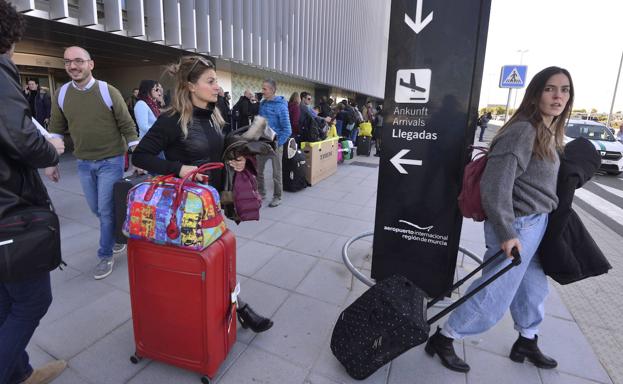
xmin=216 ymin=86 xmax=231 ymax=123
xmin=538 ymin=138 xmax=611 ymax=284
xmin=0 ymin=1 xmax=67 ymax=382
xmin=231 ymin=89 xmax=259 ymax=131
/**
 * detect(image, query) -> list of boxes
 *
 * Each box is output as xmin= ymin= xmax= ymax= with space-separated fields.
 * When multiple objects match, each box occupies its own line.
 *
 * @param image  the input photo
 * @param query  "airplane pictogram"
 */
xmin=395 ymin=69 xmax=431 ymax=103
xmin=400 ymin=73 xmax=427 ymax=93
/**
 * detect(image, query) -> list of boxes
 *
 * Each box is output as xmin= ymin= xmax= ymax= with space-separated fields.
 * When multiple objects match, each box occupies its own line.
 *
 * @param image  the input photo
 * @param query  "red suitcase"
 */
xmin=127 ymin=230 xmax=237 ymax=384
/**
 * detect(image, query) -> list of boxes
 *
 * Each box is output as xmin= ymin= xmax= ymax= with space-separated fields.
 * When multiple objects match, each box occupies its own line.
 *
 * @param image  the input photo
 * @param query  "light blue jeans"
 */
xmin=442 ymin=213 xmax=549 ymax=340
xmin=76 ymin=155 xmax=124 ymax=259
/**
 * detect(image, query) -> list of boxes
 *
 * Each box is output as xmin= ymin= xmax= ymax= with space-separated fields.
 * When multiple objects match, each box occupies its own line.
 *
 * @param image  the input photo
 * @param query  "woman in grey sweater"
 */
xmin=425 ymin=67 xmax=574 ymax=373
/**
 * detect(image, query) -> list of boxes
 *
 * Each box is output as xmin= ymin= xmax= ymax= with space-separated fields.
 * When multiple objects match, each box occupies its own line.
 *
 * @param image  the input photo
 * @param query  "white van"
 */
xmin=564 ymin=119 xmax=623 ymax=175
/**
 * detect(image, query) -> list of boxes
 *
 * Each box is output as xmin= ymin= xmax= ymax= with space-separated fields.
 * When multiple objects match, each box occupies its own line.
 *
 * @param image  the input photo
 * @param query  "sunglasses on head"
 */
xmin=187 ymin=57 xmax=214 ymax=82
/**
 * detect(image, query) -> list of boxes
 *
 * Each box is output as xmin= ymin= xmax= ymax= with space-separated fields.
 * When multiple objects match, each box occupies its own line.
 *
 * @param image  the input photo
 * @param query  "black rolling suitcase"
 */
xmin=356 ymin=136 xmax=372 ymax=156
xmin=282 ymin=138 xmax=308 ymax=192
xmin=330 ymin=249 xmax=521 ymax=380
xmin=113 ymin=174 xmax=150 ymax=244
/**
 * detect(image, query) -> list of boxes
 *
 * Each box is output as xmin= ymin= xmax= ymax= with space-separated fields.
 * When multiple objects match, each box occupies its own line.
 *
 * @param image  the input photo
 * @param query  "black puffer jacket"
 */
xmin=538 ymin=138 xmax=611 ymax=284
xmin=0 ymin=54 xmax=58 ymax=219
xmin=132 ymin=106 xmax=225 ymax=190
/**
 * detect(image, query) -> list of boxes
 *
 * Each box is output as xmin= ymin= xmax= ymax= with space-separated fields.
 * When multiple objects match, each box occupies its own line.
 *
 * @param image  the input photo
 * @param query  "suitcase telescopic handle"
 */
xmin=426 ymin=248 xmax=521 ymax=325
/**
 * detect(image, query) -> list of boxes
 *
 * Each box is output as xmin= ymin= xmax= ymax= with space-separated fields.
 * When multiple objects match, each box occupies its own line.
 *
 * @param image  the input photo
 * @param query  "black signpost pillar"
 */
xmin=371 ymin=0 xmax=492 ymax=297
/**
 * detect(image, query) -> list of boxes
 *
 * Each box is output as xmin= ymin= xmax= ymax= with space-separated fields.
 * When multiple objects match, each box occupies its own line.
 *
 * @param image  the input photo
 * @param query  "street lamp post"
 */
xmin=607 ymin=50 xmax=623 ymax=128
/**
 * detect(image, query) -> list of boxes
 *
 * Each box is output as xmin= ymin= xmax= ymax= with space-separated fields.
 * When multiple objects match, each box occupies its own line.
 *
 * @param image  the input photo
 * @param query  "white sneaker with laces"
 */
xmin=268 ymin=197 xmax=281 ymax=207
xmin=113 ymin=243 xmax=126 ymax=254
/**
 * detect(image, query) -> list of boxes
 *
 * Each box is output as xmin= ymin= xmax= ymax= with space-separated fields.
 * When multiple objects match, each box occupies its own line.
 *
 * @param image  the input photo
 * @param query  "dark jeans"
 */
xmin=0 ymin=273 xmax=52 ymax=384
xmin=479 ymin=125 xmax=487 ymax=141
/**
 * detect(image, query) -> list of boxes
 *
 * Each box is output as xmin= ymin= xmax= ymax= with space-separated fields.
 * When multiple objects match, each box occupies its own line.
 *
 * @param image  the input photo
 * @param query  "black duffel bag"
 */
xmin=0 ymin=206 xmax=64 ymax=282
xmin=331 ymin=249 xmax=521 ymax=380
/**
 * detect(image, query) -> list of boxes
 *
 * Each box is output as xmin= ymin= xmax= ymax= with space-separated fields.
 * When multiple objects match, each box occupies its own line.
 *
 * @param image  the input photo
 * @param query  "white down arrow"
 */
xmin=390 ymin=149 xmax=423 ymax=174
xmin=404 ymin=0 xmax=433 ymax=34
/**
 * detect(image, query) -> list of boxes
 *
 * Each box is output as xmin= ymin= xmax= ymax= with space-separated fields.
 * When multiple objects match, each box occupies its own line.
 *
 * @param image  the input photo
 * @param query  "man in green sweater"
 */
xmin=48 ymin=46 xmax=139 ymax=280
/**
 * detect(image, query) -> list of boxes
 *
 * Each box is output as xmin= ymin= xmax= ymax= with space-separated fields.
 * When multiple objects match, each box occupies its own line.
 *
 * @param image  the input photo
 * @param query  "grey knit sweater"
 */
xmin=480 ymin=120 xmax=560 ymax=242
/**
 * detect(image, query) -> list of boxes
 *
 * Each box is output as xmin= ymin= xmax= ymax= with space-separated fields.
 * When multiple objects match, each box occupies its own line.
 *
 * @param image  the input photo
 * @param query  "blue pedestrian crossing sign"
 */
xmin=499 ymin=65 xmax=528 ymax=88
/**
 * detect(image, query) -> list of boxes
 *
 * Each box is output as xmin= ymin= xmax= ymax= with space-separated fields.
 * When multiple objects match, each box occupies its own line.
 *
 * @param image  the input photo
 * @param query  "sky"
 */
xmin=480 ymin=0 xmax=623 ymax=113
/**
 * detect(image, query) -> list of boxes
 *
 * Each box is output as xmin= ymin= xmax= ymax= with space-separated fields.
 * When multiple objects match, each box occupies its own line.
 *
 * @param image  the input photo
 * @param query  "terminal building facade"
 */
xmin=13 ymin=0 xmax=390 ymax=105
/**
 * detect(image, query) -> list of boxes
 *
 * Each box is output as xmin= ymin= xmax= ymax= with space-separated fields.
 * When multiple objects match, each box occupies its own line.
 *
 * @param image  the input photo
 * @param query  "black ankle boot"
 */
xmin=424 ymin=327 xmax=470 ymax=373
xmin=509 ymin=334 xmax=557 ymax=369
xmin=236 ymin=304 xmax=273 ymax=333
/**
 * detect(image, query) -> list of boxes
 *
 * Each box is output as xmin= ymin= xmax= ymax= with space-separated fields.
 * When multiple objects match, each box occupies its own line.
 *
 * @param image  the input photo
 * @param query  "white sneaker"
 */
xmin=112 ymin=243 xmax=126 ymax=254
xmin=268 ymin=197 xmax=282 ymax=207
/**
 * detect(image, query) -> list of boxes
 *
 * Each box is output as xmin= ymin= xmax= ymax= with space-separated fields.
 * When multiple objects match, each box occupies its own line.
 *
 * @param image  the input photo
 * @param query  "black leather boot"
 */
xmin=236 ymin=303 xmax=273 ymax=333
xmin=424 ymin=327 xmax=470 ymax=373
xmin=509 ymin=334 xmax=557 ymax=369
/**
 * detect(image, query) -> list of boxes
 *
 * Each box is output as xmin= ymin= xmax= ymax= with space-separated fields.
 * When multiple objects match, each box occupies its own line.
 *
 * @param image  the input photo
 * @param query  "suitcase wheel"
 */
xmin=129 ymin=354 xmax=142 ymax=364
xmin=201 ymin=376 xmax=211 ymax=384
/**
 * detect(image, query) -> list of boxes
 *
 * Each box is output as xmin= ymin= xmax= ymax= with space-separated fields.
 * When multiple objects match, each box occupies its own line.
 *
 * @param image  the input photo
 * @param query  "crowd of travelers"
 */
xmin=120 ymin=75 xmax=384 ymax=207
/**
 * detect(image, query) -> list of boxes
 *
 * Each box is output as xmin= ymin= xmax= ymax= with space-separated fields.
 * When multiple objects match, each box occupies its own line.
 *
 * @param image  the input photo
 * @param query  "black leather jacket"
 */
xmin=132 ymin=106 xmax=226 ymax=189
xmin=0 ymin=54 xmax=58 ymax=219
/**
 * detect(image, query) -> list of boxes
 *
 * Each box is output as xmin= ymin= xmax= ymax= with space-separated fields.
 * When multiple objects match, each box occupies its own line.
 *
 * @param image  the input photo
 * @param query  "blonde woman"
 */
xmin=132 ymin=56 xmax=273 ymax=333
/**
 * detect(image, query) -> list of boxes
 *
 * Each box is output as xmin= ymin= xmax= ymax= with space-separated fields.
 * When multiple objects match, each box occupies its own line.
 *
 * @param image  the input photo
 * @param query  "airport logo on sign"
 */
xmin=395 ymin=69 xmax=431 ymax=103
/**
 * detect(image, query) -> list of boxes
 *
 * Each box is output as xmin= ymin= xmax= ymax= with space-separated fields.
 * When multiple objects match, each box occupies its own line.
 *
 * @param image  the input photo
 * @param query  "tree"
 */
xmin=591 ymin=108 xmax=598 ymax=114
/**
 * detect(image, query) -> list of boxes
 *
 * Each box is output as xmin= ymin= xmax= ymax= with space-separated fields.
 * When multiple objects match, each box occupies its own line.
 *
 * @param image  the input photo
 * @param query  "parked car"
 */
xmin=564 ymin=119 xmax=623 ymax=175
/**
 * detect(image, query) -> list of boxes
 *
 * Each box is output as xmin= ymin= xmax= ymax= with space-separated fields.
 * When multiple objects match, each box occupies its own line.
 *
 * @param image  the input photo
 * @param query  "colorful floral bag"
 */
xmin=122 ymin=163 xmax=227 ymax=250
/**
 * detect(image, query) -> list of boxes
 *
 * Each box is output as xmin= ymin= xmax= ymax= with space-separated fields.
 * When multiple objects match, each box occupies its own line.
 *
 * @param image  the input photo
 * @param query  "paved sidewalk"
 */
xmin=28 ymin=148 xmax=613 ymax=384
xmin=555 ymin=204 xmax=623 ymax=384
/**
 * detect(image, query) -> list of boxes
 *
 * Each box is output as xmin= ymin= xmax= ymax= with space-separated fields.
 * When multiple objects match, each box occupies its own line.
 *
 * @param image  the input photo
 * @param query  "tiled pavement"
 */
xmin=555 ymin=204 xmax=623 ymax=384
xmin=27 ymin=147 xmax=614 ymax=384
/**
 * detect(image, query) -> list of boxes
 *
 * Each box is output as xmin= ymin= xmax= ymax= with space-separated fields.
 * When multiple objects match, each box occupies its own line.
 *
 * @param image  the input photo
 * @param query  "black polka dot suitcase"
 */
xmin=330 ymin=249 xmax=520 ymax=380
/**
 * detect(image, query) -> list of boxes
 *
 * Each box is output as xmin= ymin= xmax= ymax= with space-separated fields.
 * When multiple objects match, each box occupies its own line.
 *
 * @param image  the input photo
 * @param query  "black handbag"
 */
xmin=0 ymin=205 xmax=64 ymax=282
xmin=331 ymin=249 xmax=521 ymax=380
